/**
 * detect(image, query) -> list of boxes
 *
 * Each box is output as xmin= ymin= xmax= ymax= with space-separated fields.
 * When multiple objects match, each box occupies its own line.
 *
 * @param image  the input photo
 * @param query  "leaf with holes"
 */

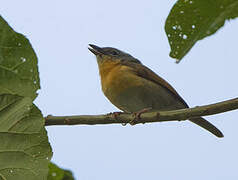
xmin=0 ymin=95 xmax=52 ymax=180
xmin=165 ymin=0 xmax=238 ymax=62
xmin=0 ymin=16 xmax=52 ymax=180
xmin=0 ymin=15 xmax=40 ymax=98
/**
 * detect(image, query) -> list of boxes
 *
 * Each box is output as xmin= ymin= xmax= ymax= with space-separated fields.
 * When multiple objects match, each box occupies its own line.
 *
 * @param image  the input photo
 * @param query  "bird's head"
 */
xmin=88 ymin=44 xmax=141 ymax=65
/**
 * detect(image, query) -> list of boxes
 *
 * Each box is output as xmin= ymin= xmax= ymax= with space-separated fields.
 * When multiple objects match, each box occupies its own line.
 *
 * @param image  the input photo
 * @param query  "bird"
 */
xmin=88 ymin=44 xmax=223 ymax=138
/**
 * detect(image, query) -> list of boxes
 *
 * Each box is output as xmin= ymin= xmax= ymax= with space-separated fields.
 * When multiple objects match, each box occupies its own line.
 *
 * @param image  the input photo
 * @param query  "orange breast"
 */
xmin=98 ymin=60 xmax=143 ymax=108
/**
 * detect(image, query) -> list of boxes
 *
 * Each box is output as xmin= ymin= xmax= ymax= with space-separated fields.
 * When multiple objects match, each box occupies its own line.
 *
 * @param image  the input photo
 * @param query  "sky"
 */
xmin=1 ymin=1 xmax=238 ymax=179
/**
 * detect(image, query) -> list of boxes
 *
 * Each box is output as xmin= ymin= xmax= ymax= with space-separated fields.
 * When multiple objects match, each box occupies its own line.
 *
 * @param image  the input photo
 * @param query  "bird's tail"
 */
xmin=189 ymin=117 xmax=223 ymax=138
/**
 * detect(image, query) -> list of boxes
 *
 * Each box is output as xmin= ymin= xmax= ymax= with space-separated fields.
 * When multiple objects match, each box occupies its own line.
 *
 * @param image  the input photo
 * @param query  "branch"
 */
xmin=45 ymin=97 xmax=238 ymax=126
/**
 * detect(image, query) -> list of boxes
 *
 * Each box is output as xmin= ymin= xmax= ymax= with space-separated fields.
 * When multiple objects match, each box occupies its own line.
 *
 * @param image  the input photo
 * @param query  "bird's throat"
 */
xmin=98 ymin=60 xmax=120 ymax=80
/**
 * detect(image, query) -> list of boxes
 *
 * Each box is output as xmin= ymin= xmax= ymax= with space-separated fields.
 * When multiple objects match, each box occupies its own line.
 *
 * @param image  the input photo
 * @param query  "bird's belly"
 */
xmin=104 ymin=77 xmax=185 ymax=113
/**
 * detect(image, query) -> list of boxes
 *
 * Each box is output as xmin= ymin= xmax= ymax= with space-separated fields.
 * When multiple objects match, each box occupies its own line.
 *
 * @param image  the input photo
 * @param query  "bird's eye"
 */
xmin=111 ymin=51 xmax=119 ymax=56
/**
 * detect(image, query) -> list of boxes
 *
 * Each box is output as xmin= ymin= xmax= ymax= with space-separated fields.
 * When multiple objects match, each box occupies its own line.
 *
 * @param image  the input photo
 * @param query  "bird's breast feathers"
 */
xmin=100 ymin=63 xmax=142 ymax=96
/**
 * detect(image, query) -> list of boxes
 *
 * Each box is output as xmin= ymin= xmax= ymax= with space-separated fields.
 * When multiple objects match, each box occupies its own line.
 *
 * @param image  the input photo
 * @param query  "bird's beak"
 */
xmin=88 ymin=44 xmax=104 ymax=56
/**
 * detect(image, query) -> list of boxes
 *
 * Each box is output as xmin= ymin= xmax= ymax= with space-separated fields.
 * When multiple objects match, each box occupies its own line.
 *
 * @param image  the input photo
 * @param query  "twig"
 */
xmin=45 ymin=97 xmax=238 ymax=126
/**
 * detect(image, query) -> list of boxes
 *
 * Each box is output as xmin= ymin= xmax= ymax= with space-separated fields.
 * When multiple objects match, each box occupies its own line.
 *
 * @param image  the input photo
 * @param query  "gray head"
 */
xmin=88 ymin=44 xmax=141 ymax=64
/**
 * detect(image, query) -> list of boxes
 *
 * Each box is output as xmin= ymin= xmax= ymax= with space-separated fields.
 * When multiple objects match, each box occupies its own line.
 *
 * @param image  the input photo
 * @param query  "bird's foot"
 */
xmin=108 ymin=111 xmax=128 ymax=126
xmin=108 ymin=111 xmax=123 ymax=119
xmin=130 ymin=107 xmax=152 ymax=125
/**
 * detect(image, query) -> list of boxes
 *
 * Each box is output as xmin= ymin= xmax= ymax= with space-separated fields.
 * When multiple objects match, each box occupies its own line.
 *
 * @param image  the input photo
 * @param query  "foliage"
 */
xmin=165 ymin=0 xmax=238 ymax=62
xmin=0 ymin=16 xmax=52 ymax=180
xmin=48 ymin=163 xmax=74 ymax=180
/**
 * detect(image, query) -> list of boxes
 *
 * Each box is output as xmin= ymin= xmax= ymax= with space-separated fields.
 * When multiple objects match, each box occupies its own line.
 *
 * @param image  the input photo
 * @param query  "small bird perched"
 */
xmin=88 ymin=44 xmax=223 ymax=138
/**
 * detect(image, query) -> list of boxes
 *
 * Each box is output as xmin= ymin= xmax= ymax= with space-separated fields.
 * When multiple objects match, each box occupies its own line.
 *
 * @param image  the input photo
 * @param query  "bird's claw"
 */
xmin=110 ymin=111 xmax=122 ymax=119
xmin=109 ymin=111 xmax=128 ymax=126
xmin=130 ymin=107 xmax=152 ymax=125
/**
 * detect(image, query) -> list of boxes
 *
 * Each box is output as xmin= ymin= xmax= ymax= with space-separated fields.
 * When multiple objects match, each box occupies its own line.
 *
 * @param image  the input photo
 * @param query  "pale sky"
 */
xmin=1 ymin=1 xmax=238 ymax=179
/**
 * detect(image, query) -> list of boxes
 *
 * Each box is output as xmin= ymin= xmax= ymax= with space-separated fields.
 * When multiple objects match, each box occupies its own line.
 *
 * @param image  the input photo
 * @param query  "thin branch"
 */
xmin=45 ymin=97 xmax=238 ymax=126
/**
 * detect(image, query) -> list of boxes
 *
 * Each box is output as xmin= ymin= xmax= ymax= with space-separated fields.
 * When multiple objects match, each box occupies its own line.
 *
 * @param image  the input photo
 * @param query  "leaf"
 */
xmin=165 ymin=0 xmax=238 ymax=62
xmin=48 ymin=162 xmax=75 ymax=180
xmin=0 ymin=15 xmax=40 ymax=98
xmin=0 ymin=95 xmax=52 ymax=180
xmin=0 ymin=16 xmax=52 ymax=180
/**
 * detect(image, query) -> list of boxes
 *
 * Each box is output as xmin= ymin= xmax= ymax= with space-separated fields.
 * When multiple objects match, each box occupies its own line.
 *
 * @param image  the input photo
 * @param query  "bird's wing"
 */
xmin=121 ymin=61 xmax=224 ymax=138
xmin=122 ymin=61 xmax=189 ymax=108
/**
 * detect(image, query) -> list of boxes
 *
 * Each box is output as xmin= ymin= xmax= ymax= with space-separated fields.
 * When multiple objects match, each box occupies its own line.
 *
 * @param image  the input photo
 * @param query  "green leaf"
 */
xmin=0 ymin=16 xmax=40 ymax=98
xmin=0 ymin=16 xmax=52 ymax=180
xmin=0 ymin=95 xmax=52 ymax=180
xmin=165 ymin=0 xmax=238 ymax=62
xmin=47 ymin=162 xmax=74 ymax=180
